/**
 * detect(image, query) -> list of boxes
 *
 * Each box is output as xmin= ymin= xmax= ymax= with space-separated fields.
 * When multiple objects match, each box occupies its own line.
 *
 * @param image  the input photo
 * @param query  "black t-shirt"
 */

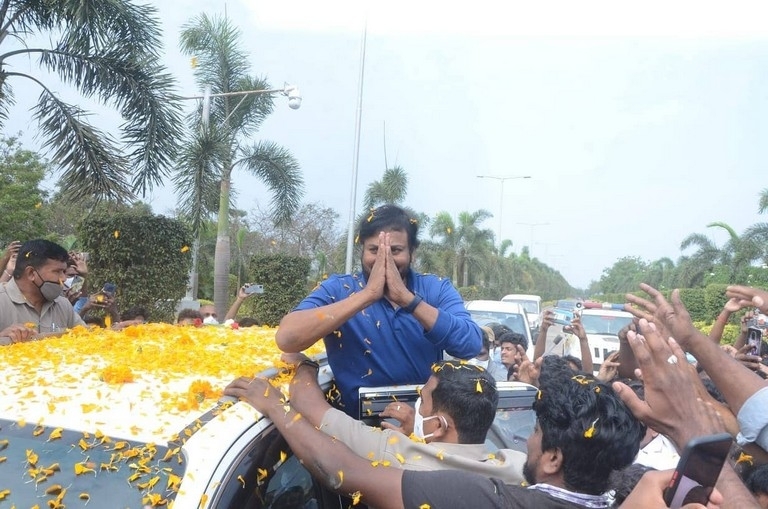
xmin=401 ymin=470 xmax=592 ymax=509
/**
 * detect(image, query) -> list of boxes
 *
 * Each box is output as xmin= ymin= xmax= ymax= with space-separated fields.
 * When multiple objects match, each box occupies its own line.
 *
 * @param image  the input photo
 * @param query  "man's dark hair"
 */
xmin=488 ymin=322 xmax=511 ymax=341
xmin=430 ymin=361 xmax=498 ymax=444
xmin=238 ymin=317 xmax=260 ymax=327
xmin=13 ymin=239 xmax=69 ymax=278
xmin=608 ymin=464 xmax=655 ymax=507
xmin=121 ymin=307 xmax=149 ymax=322
xmin=498 ymin=331 xmax=528 ymax=353
xmin=562 ymin=355 xmax=583 ymax=372
xmin=177 ymin=308 xmax=203 ymax=322
xmin=356 ymin=204 xmax=419 ymax=252
xmin=534 ymin=372 xmax=646 ymax=495
xmin=745 ymin=463 xmax=768 ymax=495
xmin=83 ymin=315 xmax=105 ymax=327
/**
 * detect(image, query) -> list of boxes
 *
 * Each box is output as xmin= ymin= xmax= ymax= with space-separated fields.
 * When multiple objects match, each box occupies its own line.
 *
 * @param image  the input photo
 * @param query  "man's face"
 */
xmin=31 ymin=260 xmax=67 ymax=285
xmin=199 ymin=305 xmax=217 ymax=321
xmin=499 ymin=342 xmax=519 ymax=368
xmin=523 ymin=421 xmax=544 ymax=485
xmin=360 ymin=229 xmax=411 ymax=280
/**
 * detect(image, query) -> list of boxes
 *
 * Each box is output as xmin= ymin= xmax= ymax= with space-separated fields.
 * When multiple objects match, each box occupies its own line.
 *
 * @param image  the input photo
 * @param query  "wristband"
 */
xmin=297 ymin=359 xmax=320 ymax=372
xmin=403 ymin=294 xmax=423 ymax=314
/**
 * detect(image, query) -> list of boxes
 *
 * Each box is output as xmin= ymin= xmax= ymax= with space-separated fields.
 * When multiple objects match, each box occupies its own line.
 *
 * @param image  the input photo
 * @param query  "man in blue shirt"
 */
xmin=276 ymin=204 xmax=481 ymax=416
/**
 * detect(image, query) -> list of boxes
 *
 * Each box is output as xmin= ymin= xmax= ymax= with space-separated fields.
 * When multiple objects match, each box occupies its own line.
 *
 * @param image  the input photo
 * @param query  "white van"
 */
xmin=501 ymin=294 xmax=542 ymax=330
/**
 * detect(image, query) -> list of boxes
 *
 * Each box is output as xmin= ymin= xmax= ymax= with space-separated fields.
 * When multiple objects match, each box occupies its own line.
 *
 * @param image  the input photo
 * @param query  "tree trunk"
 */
xmin=213 ymin=171 xmax=232 ymax=319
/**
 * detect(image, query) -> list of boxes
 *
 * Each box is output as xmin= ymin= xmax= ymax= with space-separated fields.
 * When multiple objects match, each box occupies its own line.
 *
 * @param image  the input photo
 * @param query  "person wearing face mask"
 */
xmin=269 ymin=355 xmax=526 ymax=484
xmin=0 ymin=239 xmax=85 ymax=345
xmin=468 ymin=326 xmax=508 ymax=382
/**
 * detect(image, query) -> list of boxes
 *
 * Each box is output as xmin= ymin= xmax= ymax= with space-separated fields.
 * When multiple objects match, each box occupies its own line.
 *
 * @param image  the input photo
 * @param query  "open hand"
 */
xmin=725 ymin=285 xmax=768 ymax=314
xmin=625 ymin=284 xmax=699 ymax=350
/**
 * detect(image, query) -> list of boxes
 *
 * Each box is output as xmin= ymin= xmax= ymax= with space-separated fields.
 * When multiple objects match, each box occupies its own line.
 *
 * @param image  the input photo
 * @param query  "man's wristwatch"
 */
xmin=297 ymin=359 xmax=320 ymax=372
xmin=402 ymin=293 xmax=423 ymax=314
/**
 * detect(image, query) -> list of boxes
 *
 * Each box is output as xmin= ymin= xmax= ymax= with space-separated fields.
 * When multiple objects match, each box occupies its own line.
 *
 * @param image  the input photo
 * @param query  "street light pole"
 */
xmin=476 ymin=175 xmax=532 ymax=245
xmin=344 ymin=17 xmax=368 ymax=274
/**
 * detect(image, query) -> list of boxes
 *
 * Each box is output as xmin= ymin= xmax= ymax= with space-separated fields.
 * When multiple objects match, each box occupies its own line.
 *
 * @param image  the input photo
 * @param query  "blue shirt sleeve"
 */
xmin=420 ymin=277 xmax=482 ymax=359
xmin=736 ymin=385 xmax=768 ymax=450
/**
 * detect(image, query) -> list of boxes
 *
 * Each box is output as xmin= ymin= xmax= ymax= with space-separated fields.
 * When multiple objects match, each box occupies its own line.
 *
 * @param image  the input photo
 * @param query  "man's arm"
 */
xmin=276 ymin=290 xmax=377 ymax=353
xmin=567 ymin=316 xmax=593 ymax=374
xmin=533 ymin=310 xmax=554 ymax=361
xmin=224 ymin=377 xmax=404 ymax=509
xmin=709 ymin=298 xmax=741 ymax=344
xmin=418 ymin=278 xmax=482 ymax=359
xmin=285 ymin=354 xmax=334 ymax=427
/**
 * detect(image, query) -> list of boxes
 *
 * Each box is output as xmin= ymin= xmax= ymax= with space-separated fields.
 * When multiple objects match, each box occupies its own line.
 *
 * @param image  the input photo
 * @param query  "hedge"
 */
xmin=237 ymin=255 xmax=311 ymax=327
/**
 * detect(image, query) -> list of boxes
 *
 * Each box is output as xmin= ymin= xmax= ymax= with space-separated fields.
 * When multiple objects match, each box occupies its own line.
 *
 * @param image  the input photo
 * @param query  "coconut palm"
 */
xmin=759 ymin=188 xmax=768 ymax=215
xmin=429 ymin=209 xmax=494 ymax=287
xmin=0 ymin=0 xmax=182 ymax=202
xmin=363 ymin=166 xmax=409 ymax=210
xmin=175 ymin=13 xmax=304 ymax=316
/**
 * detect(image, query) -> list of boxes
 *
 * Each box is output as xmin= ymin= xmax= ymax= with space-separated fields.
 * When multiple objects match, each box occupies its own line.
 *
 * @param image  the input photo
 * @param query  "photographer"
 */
xmin=78 ymin=283 xmax=120 ymax=327
xmin=224 ymin=283 xmax=262 ymax=323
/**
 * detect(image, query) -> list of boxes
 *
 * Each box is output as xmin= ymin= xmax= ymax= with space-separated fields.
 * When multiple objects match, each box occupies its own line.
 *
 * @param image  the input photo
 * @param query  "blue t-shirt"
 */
xmin=294 ymin=269 xmax=481 ymax=416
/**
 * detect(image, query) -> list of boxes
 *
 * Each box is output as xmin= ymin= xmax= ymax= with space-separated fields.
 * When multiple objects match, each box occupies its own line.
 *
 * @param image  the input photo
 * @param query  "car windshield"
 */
xmin=470 ymin=311 xmax=528 ymax=337
xmin=508 ymin=300 xmax=539 ymax=314
xmin=0 ymin=419 xmax=187 ymax=507
xmin=581 ymin=314 xmax=633 ymax=335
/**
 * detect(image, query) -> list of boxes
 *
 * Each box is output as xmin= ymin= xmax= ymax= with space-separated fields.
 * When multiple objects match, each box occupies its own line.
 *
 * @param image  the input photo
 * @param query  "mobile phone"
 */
xmin=65 ymin=275 xmax=84 ymax=294
xmin=663 ymin=433 xmax=732 ymax=508
xmin=244 ymin=284 xmax=264 ymax=295
xmin=747 ymin=327 xmax=763 ymax=357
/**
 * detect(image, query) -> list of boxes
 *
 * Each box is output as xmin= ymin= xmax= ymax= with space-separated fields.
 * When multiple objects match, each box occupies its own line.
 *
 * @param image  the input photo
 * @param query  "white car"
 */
xmin=501 ymin=294 xmax=542 ymax=331
xmin=578 ymin=308 xmax=634 ymax=369
xmin=0 ymin=324 xmax=537 ymax=509
xmin=464 ymin=300 xmax=535 ymax=359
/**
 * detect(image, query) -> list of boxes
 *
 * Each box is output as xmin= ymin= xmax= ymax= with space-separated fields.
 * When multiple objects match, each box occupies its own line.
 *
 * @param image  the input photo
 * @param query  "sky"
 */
xmin=5 ymin=0 xmax=768 ymax=289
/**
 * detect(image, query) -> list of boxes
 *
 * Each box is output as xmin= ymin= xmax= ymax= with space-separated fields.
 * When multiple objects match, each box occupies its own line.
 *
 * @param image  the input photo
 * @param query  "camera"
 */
xmin=746 ymin=310 xmax=767 ymax=356
xmin=244 ymin=283 xmax=264 ymax=295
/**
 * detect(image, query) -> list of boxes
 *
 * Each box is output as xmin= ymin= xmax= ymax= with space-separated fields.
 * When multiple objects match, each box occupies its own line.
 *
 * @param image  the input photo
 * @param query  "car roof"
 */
xmin=0 ymin=323 xmax=325 ymax=444
xmin=465 ymin=300 xmax=526 ymax=313
xmin=501 ymin=294 xmax=541 ymax=301
xmin=581 ymin=308 xmax=633 ymax=318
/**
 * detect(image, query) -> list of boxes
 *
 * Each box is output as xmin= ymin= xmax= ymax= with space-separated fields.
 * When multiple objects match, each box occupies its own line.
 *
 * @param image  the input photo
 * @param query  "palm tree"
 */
xmin=679 ymin=222 xmax=759 ymax=286
xmin=175 ymin=14 xmax=304 ymax=317
xmin=0 ymin=0 xmax=182 ymax=202
xmin=429 ymin=209 xmax=494 ymax=287
xmin=759 ymin=188 xmax=768 ymax=215
xmin=363 ymin=166 xmax=409 ymax=210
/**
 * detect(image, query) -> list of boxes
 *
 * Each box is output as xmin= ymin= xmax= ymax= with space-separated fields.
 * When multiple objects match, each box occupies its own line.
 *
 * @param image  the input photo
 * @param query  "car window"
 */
xmin=507 ymin=300 xmax=540 ymax=314
xmin=469 ymin=311 xmax=529 ymax=337
xmin=214 ymin=426 xmax=327 ymax=509
xmin=581 ymin=314 xmax=633 ymax=335
xmin=0 ymin=418 xmax=186 ymax=508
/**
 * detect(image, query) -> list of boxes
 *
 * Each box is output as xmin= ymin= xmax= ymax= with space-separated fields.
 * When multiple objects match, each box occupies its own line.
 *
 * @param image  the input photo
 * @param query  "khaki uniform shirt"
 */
xmin=0 ymin=279 xmax=85 ymax=345
xmin=321 ymin=408 xmax=526 ymax=484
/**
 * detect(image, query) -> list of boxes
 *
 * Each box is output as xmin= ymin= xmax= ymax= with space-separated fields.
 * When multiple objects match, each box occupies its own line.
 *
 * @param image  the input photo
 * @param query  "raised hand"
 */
xmin=363 ymin=232 xmax=388 ymax=302
xmin=382 ymin=233 xmax=412 ymax=307
xmin=725 ymin=285 xmax=768 ymax=314
xmin=625 ymin=284 xmax=699 ymax=350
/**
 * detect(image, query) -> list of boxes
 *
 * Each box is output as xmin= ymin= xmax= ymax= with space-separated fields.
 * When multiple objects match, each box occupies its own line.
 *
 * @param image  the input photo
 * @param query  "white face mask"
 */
xmin=467 ymin=358 xmax=490 ymax=369
xmin=413 ymin=397 xmax=442 ymax=441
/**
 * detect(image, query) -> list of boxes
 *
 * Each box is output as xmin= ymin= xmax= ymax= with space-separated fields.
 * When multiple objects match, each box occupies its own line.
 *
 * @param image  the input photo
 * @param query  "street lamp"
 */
xmin=182 ymin=84 xmax=302 ymax=130
xmin=516 ymin=222 xmax=550 ymax=258
xmin=179 ymin=83 xmax=301 ymax=300
xmin=476 ymin=175 xmax=532 ymax=245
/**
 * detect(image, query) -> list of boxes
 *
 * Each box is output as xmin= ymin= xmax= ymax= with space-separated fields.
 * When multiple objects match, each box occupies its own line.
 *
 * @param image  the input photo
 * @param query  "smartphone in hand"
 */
xmin=663 ymin=433 xmax=732 ymax=508
xmin=244 ymin=284 xmax=264 ymax=295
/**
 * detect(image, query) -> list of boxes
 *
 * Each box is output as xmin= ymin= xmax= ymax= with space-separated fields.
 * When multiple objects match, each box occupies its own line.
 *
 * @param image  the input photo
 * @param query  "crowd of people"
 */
xmin=4 ymin=204 xmax=768 ymax=508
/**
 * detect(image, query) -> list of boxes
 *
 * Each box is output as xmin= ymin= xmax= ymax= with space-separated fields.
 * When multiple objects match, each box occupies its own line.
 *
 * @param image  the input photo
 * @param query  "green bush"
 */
xmin=693 ymin=321 xmax=740 ymax=345
xmin=239 ymin=255 xmax=311 ymax=326
xmin=78 ymin=212 xmax=193 ymax=322
xmin=458 ymin=285 xmax=482 ymax=301
xmin=704 ymin=284 xmax=729 ymax=321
